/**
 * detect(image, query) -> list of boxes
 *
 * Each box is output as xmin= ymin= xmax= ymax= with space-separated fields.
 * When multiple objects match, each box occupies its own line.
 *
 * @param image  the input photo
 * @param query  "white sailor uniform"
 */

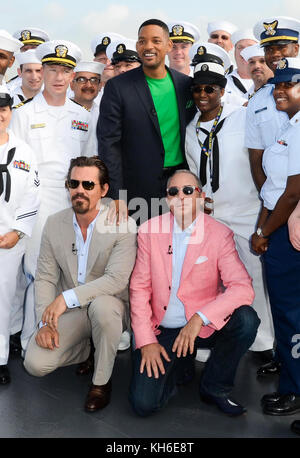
xmin=185 ymin=103 xmax=274 ymax=351
xmin=0 ymin=129 xmax=39 ymax=364
xmin=10 ymin=92 xmax=94 ymax=348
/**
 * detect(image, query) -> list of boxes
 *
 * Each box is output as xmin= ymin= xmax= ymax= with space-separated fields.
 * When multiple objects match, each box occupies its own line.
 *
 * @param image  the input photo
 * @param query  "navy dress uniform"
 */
xmin=10 ymin=40 xmax=94 ymax=350
xmin=245 ymin=16 xmax=300 ymax=152
xmin=0 ymin=88 xmax=39 ymax=381
xmin=254 ymin=58 xmax=300 ymax=413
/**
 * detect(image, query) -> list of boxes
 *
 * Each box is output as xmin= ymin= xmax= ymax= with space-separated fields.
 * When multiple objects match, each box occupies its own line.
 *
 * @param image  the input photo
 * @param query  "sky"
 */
xmin=3 ymin=0 xmax=300 ymax=77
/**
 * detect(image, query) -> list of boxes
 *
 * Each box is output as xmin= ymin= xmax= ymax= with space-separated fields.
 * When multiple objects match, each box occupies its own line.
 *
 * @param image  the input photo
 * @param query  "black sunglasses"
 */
xmin=167 ymin=185 xmax=201 ymax=196
xmin=66 ymin=179 xmax=100 ymax=190
xmin=191 ymin=85 xmax=219 ymax=94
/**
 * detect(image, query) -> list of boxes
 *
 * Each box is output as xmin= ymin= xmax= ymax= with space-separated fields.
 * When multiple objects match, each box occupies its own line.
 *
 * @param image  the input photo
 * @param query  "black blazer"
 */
xmin=97 ymin=66 xmax=196 ymax=208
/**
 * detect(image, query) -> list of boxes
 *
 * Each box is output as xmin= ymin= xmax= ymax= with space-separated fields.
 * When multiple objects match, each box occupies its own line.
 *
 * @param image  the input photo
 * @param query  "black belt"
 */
xmin=162 ymin=162 xmax=186 ymax=178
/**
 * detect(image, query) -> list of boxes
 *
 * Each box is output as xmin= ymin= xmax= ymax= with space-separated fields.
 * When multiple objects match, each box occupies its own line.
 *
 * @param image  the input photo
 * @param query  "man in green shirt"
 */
xmin=98 ymin=19 xmax=196 ymax=223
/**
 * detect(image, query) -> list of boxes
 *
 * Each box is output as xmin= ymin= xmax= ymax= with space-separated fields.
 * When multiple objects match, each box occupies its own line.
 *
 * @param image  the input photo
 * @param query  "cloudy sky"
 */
xmin=3 ymin=0 xmax=300 ymax=76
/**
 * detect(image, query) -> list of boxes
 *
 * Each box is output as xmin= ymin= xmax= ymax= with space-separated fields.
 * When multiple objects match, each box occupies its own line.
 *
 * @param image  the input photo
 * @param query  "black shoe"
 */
xmin=0 ymin=365 xmax=11 ymax=385
xmin=261 ymin=391 xmax=282 ymax=406
xmin=263 ymin=394 xmax=300 ymax=416
xmin=291 ymin=420 xmax=300 ymax=435
xmin=200 ymin=391 xmax=246 ymax=416
xmin=9 ymin=331 xmax=22 ymax=357
xmin=257 ymin=360 xmax=281 ymax=377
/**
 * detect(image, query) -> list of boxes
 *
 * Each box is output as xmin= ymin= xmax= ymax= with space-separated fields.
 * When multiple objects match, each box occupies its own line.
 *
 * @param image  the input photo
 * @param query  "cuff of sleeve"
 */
xmin=196 ymin=311 xmax=211 ymax=326
xmin=62 ymin=289 xmax=81 ymax=309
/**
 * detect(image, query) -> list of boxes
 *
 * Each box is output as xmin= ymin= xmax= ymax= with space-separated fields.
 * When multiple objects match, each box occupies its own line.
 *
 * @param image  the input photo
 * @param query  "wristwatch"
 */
xmin=256 ymin=227 xmax=269 ymax=238
xmin=13 ymin=229 xmax=25 ymax=239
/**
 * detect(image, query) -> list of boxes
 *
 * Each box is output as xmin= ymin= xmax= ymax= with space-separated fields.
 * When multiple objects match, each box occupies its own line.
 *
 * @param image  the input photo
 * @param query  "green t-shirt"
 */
xmin=146 ymin=72 xmax=184 ymax=167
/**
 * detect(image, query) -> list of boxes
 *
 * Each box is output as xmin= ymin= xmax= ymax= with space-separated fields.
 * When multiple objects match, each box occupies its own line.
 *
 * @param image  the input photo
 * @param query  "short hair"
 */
xmin=67 ymin=155 xmax=110 ymax=187
xmin=167 ymin=169 xmax=202 ymax=189
xmin=138 ymin=19 xmax=170 ymax=37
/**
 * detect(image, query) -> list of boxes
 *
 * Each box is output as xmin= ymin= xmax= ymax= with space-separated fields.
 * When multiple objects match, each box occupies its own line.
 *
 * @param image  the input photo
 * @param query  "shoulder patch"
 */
xmin=70 ymin=98 xmax=90 ymax=112
xmin=13 ymin=97 xmax=33 ymax=109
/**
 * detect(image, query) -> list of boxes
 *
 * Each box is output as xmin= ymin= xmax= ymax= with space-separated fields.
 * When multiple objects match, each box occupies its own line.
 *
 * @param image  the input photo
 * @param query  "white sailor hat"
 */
xmin=91 ymin=33 xmax=125 ymax=57
xmin=167 ymin=21 xmax=200 ymax=44
xmin=106 ymin=38 xmax=141 ymax=64
xmin=36 ymin=40 xmax=82 ymax=68
xmin=15 ymin=49 xmax=41 ymax=66
xmin=231 ymin=29 xmax=257 ymax=46
xmin=240 ymin=44 xmax=264 ymax=62
xmin=13 ymin=27 xmax=50 ymax=46
xmin=75 ymin=61 xmax=105 ymax=75
xmin=253 ymin=16 xmax=300 ymax=47
xmin=0 ymin=84 xmax=13 ymax=107
xmin=0 ymin=29 xmax=22 ymax=53
xmin=190 ymin=42 xmax=231 ymax=87
xmin=269 ymin=57 xmax=300 ymax=83
xmin=207 ymin=21 xmax=238 ymax=36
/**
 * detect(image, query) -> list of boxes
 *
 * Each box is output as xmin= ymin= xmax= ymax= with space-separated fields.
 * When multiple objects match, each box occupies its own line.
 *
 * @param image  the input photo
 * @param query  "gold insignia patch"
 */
xmin=55 ymin=45 xmax=68 ymax=58
xmin=102 ymin=36 xmax=110 ymax=46
xmin=172 ymin=25 xmax=184 ymax=36
xmin=263 ymin=20 xmax=278 ymax=36
xmin=117 ymin=44 xmax=125 ymax=54
xmin=278 ymin=58 xmax=287 ymax=69
xmin=21 ymin=30 xmax=31 ymax=41
xmin=197 ymin=46 xmax=206 ymax=55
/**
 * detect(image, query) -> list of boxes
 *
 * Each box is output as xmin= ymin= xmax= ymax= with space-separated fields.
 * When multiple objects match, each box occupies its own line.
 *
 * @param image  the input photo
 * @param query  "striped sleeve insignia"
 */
xmin=13 ymin=97 xmax=33 ymax=109
xmin=34 ymin=170 xmax=40 ymax=187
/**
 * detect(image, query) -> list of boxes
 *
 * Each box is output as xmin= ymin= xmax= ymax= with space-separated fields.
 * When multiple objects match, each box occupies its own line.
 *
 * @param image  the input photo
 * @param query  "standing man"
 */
xmin=129 ymin=170 xmax=259 ymax=417
xmin=24 ymin=156 xmax=137 ymax=411
xmin=10 ymin=40 xmax=94 ymax=351
xmin=98 ymin=19 xmax=196 ymax=223
xmin=11 ymin=50 xmax=43 ymax=105
xmin=207 ymin=21 xmax=237 ymax=53
xmin=106 ymin=38 xmax=141 ymax=77
xmin=167 ymin=21 xmax=200 ymax=76
xmin=240 ymin=44 xmax=274 ymax=99
xmin=226 ymin=29 xmax=257 ymax=103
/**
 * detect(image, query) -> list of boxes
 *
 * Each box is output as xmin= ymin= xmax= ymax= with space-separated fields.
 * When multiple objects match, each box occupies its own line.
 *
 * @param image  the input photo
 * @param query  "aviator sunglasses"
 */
xmin=191 ymin=85 xmax=219 ymax=94
xmin=166 ymin=185 xmax=201 ymax=196
xmin=66 ymin=179 xmax=100 ymax=190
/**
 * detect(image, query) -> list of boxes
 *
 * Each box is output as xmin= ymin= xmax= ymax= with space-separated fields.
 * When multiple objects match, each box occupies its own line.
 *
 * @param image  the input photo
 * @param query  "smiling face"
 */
xmin=18 ymin=63 xmax=43 ymax=92
xmin=136 ymin=24 xmax=172 ymax=71
xmin=0 ymin=105 xmax=12 ymax=135
xmin=247 ymin=56 xmax=273 ymax=89
xmin=43 ymin=64 xmax=74 ymax=99
xmin=273 ymin=81 xmax=300 ymax=119
xmin=264 ymin=43 xmax=299 ymax=72
xmin=191 ymin=83 xmax=224 ymax=115
xmin=0 ymin=48 xmax=15 ymax=76
xmin=70 ymin=71 xmax=101 ymax=106
xmin=168 ymin=42 xmax=192 ymax=72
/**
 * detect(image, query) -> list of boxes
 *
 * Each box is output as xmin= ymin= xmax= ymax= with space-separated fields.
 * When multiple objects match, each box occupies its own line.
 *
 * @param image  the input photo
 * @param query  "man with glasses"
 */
xmin=24 ymin=156 xmax=137 ymax=412
xmin=129 ymin=169 xmax=259 ymax=417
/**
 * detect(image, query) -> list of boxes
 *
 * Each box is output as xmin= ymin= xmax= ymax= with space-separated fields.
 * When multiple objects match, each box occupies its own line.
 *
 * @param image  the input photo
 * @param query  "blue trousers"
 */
xmin=129 ymin=305 xmax=259 ymax=417
xmin=263 ymin=224 xmax=300 ymax=395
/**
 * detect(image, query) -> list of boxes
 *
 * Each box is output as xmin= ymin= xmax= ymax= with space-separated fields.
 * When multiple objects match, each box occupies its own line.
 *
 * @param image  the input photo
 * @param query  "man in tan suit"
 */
xmin=24 ymin=156 xmax=137 ymax=412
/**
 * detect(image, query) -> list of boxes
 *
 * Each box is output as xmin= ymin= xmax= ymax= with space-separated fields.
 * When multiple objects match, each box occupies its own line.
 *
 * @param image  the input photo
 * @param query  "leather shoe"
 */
xmin=9 ymin=332 xmax=22 ymax=357
xmin=76 ymin=355 xmax=94 ymax=376
xmin=291 ymin=420 xmax=300 ymax=435
xmin=257 ymin=360 xmax=281 ymax=377
xmin=263 ymin=394 xmax=300 ymax=416
xmin=261 ymin=391 xmax=282 ymax=406
xmin=85 ymin=380 xmax=112 ymax=412
xmin=0 ymin=365 xmax=11 ymax=385
xmin=200 ymin=391 xmax=246 ymax=416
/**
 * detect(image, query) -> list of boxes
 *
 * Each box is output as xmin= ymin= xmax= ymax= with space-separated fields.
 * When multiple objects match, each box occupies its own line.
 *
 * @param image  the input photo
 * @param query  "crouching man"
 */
xmin=24 ymin=156 xmax=137 ymax=412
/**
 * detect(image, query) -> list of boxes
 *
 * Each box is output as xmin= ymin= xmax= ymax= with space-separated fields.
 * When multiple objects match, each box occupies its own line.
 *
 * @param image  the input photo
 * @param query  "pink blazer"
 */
xmin=130 ymin=211 xmax=255 ymax=349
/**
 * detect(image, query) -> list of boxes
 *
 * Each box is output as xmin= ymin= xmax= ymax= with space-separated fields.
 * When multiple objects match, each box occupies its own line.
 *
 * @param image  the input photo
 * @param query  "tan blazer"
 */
xmin=35 ymin=205 xmax=137 ymax=324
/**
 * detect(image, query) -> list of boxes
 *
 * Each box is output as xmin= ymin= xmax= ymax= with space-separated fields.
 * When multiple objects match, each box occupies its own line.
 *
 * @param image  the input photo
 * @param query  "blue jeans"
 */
xmin=129 ymin=305 xmax=260 ymax=417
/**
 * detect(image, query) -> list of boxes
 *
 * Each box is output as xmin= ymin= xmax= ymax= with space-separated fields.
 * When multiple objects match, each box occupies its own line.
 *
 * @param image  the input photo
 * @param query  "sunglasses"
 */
xmin=66 ymin=179 xmax=100 ymax=190
xmin=191 ymin=85 xmax=219 ymax=94
xmin=166 ymin=185 xmax=201 ymax=196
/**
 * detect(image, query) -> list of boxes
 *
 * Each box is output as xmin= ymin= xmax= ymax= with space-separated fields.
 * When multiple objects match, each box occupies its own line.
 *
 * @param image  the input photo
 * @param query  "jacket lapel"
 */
xmin=180 ymin=214 xmax=206 ymax=283
xmin=62 ymin=210 xmax=78 ymax=286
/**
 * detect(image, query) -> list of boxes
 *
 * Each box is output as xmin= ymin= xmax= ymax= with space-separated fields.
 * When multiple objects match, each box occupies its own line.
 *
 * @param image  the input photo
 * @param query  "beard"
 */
xmin=71 ymin=193 xmax=90 ymax=214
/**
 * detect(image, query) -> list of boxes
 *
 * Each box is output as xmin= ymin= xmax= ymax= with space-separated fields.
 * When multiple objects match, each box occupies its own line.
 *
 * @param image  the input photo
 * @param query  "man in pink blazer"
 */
xmin=129 ymin=169 xmax=260 ymax=416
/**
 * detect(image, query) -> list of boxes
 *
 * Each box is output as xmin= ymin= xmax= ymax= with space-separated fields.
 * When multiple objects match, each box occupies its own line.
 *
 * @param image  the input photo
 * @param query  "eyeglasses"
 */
xmin=74 ymin=76 xmax=101 ymax=85
xmin=66 ymin=179 xmax=100 ymax=190
xmin=166 ymin=185 xmax=201 ymax=196
xmin=191 ymin=85 xmax=219 ymax=94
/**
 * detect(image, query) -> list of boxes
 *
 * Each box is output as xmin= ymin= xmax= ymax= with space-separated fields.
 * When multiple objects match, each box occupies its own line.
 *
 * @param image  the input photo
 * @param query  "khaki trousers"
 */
xmin=24 ymin=295 xmax=126 ymax=385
